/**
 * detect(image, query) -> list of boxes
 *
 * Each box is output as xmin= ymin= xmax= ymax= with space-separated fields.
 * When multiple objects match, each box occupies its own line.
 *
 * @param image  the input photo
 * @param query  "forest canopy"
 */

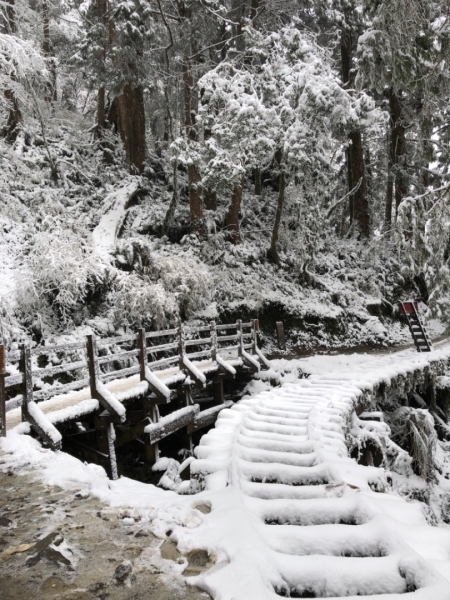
xmin=1 ymin=0 xmax=450 ymax=346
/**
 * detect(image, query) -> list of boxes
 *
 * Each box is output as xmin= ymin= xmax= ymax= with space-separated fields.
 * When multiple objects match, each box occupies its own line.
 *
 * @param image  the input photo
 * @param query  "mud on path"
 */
xmin=0 ymin=466 xmax=211 ymax=600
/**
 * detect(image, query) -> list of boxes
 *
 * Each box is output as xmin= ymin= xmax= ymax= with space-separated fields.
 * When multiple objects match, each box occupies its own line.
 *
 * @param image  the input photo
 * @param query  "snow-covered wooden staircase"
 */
xmin=187 ymin=349 xmax=450 ymax=599
xmin=400 ymin=301 xmax=433 ymax=352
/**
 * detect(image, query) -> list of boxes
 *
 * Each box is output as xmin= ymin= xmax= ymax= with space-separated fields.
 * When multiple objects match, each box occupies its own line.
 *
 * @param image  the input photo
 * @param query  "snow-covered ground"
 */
xmin=2 ymin=344 xmax=450 ymax=599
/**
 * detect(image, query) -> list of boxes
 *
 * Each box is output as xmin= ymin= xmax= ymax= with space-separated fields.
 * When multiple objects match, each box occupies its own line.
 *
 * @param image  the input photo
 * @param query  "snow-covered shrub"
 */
xmin=111 ymin=272 xmax=178 ymax=329
xmin=389 ymin=407 xmax=437 ymax=482
xmin=156 ymin=257 xmax=211 ymax=318
xmin=16 ymin=219 xmax=103 ymax=324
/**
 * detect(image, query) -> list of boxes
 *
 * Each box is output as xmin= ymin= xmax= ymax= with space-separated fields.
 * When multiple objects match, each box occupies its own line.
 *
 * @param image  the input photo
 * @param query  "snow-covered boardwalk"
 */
xmin=187 ymin=345 xmax=450 ymax=599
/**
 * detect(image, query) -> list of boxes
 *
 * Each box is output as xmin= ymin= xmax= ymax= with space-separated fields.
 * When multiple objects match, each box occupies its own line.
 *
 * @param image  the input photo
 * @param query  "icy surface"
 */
xmin=92 ymin=181 xmax=140 ymax=260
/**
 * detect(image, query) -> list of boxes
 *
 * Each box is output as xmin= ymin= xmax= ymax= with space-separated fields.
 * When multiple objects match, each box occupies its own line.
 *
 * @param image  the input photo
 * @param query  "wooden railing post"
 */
xmin=210 ymin=321 xmax=217 ymax=362
xmin=236 ymin=319 xmax=243 ymax=357
xmin=178 ymin=324 xmax=186 ymax=370
xmin=86 ymin=334 xmax=101 ymax=399
xmin=0 ymin=345 xmax=6 ymax=437
xmin=252 ymin=319 xmax=259 ymax=354
xmin=137 ymin=328 xmax=147 ymax=381
xmin=20 ymin=344 xmax=33 ymax=423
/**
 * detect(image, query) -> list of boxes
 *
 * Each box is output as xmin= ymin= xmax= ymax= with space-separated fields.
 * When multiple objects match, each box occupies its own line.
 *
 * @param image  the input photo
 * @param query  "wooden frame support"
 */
xmin=94 ymin=412 xmax=119 ymax=480
xmin=86 ymin=334 xmax=126 ymax=422
xmin=20 ymin=344 xmax=62 ymax=449
xmin=213 ymin=374 xmax=225 ymax=404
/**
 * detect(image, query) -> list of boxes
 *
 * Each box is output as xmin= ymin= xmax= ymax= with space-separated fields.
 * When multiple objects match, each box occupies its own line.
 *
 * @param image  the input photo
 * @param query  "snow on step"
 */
xmin=186 ymin=344 xmax=450 ymax=599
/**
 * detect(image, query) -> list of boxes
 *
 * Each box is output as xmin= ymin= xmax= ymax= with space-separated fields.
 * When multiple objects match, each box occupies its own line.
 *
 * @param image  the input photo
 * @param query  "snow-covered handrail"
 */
xmin=0 ymin=318 xmax=269 ymax=444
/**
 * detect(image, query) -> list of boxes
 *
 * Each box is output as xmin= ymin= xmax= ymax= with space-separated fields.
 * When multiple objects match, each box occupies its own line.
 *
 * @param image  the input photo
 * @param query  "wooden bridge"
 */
xmin=0 ymin=319 xmax=270 ymax=480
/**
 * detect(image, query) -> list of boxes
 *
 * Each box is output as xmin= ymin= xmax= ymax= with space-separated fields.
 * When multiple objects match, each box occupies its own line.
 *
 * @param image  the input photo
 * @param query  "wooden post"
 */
xmin=86 ymin=334 xmax=100 ymax=399
xmin=94 ymin=412 xmax=119 ymax=480
xmin=252 ymin=319 xmax=259 ymax=353
xmin=178 ymin=324 xmax=186 ymax=370
xmin=0 ymin=345 xmax=6 ymax=437
xmin=107 ymin=422 xmax=118 ymax=480
xmin=213 ymin=374 xmax=225 ymax=405
xmin=276 ymin=321 xmax=286 ymax=350
xmin=236 ymin=319 xmax=243 ymax=357
xmin=210 ymin=321 xmax=217 ymax=362
xmin=177 ymin=383 xmax=193 ymax=455
xmin=144 ymin=401 xmax=160 ymax=465
xmin=137 ymin=327 xmax=147 ymax=381
xmin=20 ymin=344 xmax=33 ymax=423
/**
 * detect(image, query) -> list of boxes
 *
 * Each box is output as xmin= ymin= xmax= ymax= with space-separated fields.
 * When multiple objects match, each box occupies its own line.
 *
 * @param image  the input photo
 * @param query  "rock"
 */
xmin=114 ymin=560 xmax=133 ymax=583
xmin=0 ymin=516 xmax=12 ymax=527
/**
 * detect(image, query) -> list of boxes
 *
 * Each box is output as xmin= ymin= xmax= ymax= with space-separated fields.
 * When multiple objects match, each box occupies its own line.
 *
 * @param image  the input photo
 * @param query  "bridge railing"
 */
xmin=0 ymin=319 xmax=267 ymax=438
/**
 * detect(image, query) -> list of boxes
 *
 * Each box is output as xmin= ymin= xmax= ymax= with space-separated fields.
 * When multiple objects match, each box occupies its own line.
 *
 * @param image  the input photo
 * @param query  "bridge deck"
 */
xmin=5 ymin=355 xmax=243 ymax=433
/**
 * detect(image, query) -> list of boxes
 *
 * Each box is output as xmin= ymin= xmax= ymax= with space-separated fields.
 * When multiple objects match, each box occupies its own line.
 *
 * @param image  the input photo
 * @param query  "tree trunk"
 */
xmin=98 ymin=87 xmax=106 ymax=133
xmin=96 ymin=0 xmax=108 ymax=135
xmin=267 ymin=171 xmax=286 ymax=265
xmin=386 ymin=88 xmax=407 ymax=225
xmin=116 ymin=84 xmax=146 ymax=173
xmin=204 ymin=188 xmax=217 ymax=211
xmin=1 ymin=0 xmax=22 ymax=141
xmin=42 ymin=0 xmax=57 ymax=103
xmin=225 ymin=181 xmax=243 ymax=244
xmin=254 ymin=167 xmax=262 ymax=196
xmin=340 ymin=28 xmax=369 ymax=238
xmin=183 ymin=57 xmax=204 ymax=236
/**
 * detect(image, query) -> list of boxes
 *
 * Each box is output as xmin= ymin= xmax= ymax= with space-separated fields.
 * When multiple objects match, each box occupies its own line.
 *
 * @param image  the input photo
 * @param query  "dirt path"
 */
xmin=0 ymin=466 xmax=210 ymax=600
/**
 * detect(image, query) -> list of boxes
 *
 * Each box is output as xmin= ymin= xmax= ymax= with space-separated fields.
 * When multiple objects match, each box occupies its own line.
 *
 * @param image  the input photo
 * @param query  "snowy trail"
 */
xmin=185 ymin=345 xmax=450 ymax=599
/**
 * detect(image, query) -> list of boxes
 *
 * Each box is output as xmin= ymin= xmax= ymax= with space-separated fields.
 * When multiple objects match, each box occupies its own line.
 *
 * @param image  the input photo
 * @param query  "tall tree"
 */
xmin=1 ymin=0 xmax=22 ymax=140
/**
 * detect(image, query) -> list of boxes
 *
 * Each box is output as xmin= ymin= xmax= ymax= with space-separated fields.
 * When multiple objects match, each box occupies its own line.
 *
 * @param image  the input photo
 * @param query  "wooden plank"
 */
xmin=101 ymin=365 xmax=140 ymax=383
xmin=115 ymin=417 xmax=151 ymax=448
xmin=4 ymin=374 xmax=23 ymax=388
xmin=217 ymin=334 xmax=238 ymax=343
xmin=33 ymin=377 xmax=90 ymax=401
xmin=33 ymin=360 xmax=87 ymax=379
xmin=184 ymin=338 xmax=212 ymax=347
xmin=97 ymin=349 xmax=140 ymax=365
xmin=97 ymin=333 xmax=136 ymax=346
xmin=145 ymin=328 xmax=177 ymax=339
xmin=145 ymin=404 xmax=199 ymax=444
xmin=31 ymin=341 xmax=85 ymax=356
xmin=188 ymin=401 xmax=233 ymax=433
xmin=147 ymin=355 xmax=178 ymax=369
xmin=185 ymin=349 xmax=212 ymax=361
xmin=216 ymin=323 xmax=236 ymax=331
xmin=146 ymin=341 xmax=178 ymax=353
xmin=0 ymin=346 xmax=6 ymax=437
